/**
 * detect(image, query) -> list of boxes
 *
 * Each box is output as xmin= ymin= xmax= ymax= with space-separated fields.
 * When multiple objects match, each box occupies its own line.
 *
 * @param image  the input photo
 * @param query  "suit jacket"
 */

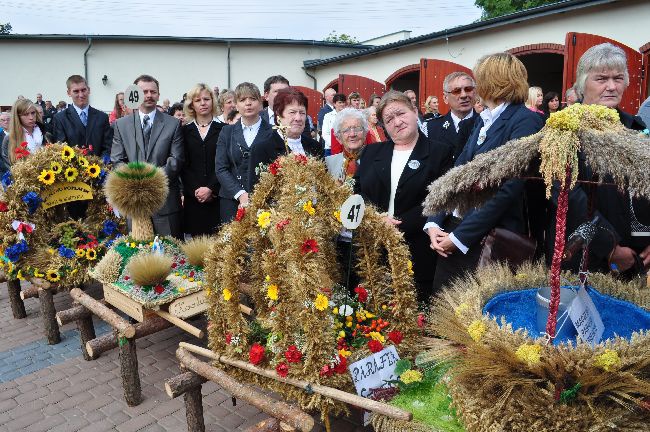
xmin=215 ymin=118 xmax=273 ymax=199
xmin=111 ymin=111 xmax=184 ymax=217
xmin=52 ymin=105 xmax=113 ymax=157
xmin=428 ymin=103 xmax=544 ymax=249
xmin=248 ymin=131 xmax=323 ymax=191
xmin=425 ymin=110 xmax=479 ymax=160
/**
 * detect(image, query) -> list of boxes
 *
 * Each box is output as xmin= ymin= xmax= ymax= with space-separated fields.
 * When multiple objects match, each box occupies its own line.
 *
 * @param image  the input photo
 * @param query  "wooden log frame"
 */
xmin=176 ymin=347 xmax=315 ymax=432
xmin=38 ymin=285 xmax=61 ymax=345
xmin=85 ymin=315 xmax=173 ymax=359
xmin=118 ymin=330 xmax=142 ymax=406
xmin=179 ymin=342 xmax=412 ymax=422
xmin=69 ymin=288 xmax=135 ymax=338
xmin=6 ymin=278 xmax=26 ymax=319
xmin=19 ymin=285 xmax=40 ymax=300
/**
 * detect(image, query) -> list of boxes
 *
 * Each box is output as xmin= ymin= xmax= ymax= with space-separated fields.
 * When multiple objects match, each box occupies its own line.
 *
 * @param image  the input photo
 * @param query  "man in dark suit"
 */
xmin=260 ymin=75 xmax=289 ymax=126
xmin=52 ymin=75 xmax=113 ymax=157
xmin=111 ymin=74 xmax=184 ymax=238
xmin=35 ymin=93 xmax=46 ymax=111
xmin=425 ymin=72 xmax=479 ymax=159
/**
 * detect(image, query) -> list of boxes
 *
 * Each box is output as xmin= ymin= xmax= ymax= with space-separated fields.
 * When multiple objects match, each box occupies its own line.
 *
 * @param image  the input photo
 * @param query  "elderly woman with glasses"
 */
xmin=325 ymin=108 xmax=368 ymax=184
xmin=355 ymin=91 xmax=454 ymax=303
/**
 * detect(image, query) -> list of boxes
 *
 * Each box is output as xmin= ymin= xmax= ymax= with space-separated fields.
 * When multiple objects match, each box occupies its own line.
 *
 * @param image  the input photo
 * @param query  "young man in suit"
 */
xmin=261 ymin=75 xmax=290 ymax=126
xmin=425 ymin=72 xmax=479 ymax=159
xmin=111 ymin=74 xmax=185 ymax=239
xmin=52 ymin=75 xmax=113 ymax=157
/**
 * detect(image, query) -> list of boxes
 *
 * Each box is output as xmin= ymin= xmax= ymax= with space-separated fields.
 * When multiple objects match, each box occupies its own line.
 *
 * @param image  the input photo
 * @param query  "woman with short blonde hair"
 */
xmin=525 ymin=86 xmax=544 ymax=114
xmin=184 ymin=83 xmax=218 ymax=122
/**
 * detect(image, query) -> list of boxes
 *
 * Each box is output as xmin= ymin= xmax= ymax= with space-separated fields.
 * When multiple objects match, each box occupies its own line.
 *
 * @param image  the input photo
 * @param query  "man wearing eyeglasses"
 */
xmin=425 ymin=72 xmax=479 ymax=159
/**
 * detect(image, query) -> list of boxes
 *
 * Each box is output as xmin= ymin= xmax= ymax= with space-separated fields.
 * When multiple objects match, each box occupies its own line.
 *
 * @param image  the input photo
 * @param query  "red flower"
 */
xmin=368 ymin=340 xmax=383 ymax=353
xmin=275 ymin=361 xmax=289 ymax=377
xmin=249 ymin=343 xmax=265 ymax=365
xmin=235 ymin=207 xmax=246 ymax=221
xmin=225 ymin=333 xmax=232 ymax=344
xmin=179 ymin=259 xmax=186 ymax=265
xmin=171 ymin=262 xmax=177 ymax=269
xmin=124 ymin=276 xmax=130 ymax=281
xmin=300 ymin=239 xmax=319 ymax=255
xmin=294 ymin=154 xmax=308 ymax=164
xmin=20 ymin=142 xmax=27 ymax=148
xmin=320 ymin=364 xmax=333 ymax=377
xmin=80 ymin=148 xmax=88 ymax=155
xmin=387 ymin=330 xmax=403 ymax=345
xmin=285 ymin=345 xmax=302 ymax=363
xmin=268 ymin=160 xmax=281 ymax=175
xmin=0 ymin=202 xmax=8 ymax=212
xmin=189 ymin=271 xmax=195 ymax=278
xmin=417 ymin=313 xmax=426 ymax=328
xmin=275 ymin=218 xmax=290 ymax=230
xmin=154 ymin=284 xmax=164 ymax=294
xmin=333 ymin=355 xmax=347 ymax=374
xmin=354 ymin=285 xmax=368 ymax=303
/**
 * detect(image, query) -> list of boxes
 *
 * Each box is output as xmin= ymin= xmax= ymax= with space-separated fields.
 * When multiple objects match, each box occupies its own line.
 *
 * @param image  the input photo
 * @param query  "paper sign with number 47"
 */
xmin=340 ymin=195 xmax=365 ymax=230
xmin=124 ymin=84 xmax=143 ymax=109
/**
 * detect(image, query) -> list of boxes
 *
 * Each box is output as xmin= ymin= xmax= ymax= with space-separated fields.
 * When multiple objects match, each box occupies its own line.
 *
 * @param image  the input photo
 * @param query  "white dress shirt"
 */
xmin=139 ymin=109 xmax=157 ymax=128
xmin=73 ymin=104 xmax=89 ymax=125
xmin=321 ymin=110 xmax=337 ymax=150
xmin=450 ymin=111 xmax=474 ymax=133
xmin=242 ymin=117 xmax=262 ymax=147
xmin=24 ymin=125 xmax=44 ymax=153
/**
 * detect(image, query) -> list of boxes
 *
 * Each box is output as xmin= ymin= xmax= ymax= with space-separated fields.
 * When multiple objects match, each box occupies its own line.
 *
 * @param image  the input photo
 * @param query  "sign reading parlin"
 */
xmin=41 ymin=181 xmax=93 ymax=210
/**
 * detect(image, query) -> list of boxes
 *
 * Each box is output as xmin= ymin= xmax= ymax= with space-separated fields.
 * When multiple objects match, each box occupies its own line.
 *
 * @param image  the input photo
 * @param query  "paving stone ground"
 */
xmin=0 ymin=282 xmax=370 ymax=431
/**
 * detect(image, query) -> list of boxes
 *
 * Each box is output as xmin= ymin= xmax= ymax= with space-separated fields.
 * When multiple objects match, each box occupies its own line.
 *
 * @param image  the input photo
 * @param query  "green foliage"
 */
xmin=394 ymin=359 xmax=413 ymax=377
xmin=0 ymin=23 xmax=11 ymax=35
xmin=323 ymin=31 xmax=359 ymax=44
xmin=249 ymin=319 xmax=271 ymax=345
xmin=475 ymin=0 xmax=558 ymax=20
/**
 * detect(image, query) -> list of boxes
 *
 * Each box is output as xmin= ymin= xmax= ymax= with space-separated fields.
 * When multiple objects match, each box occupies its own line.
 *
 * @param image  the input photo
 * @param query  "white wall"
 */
xmin=312 ymin=0 xmax=650 ymax=89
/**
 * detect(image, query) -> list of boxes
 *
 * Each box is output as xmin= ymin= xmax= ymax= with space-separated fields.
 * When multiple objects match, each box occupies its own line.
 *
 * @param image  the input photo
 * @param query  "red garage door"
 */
xmin=338 ymin=74 xmax=385 ymax=104
xmin=292 ymin=86 xmax=322 ymax=126
xmin=419 ymin=59 xmax=473 ymax=116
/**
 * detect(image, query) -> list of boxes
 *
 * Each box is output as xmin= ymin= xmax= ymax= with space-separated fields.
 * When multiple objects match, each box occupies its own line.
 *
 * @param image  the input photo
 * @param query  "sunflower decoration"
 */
xmin=0 ymin=143 xmax=123 ymax=288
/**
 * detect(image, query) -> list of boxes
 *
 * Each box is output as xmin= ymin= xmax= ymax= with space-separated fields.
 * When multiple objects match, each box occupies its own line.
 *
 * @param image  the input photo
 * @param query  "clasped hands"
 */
xmin=195 ymin=187 xmax=213 ymax=203
xmin=428 ymin=227 xmax=458 ymax=257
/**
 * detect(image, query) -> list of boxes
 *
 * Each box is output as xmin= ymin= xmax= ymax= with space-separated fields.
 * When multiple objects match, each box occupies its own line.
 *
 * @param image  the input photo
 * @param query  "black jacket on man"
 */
xmin=53 ymin=105 xmax=113 ymax=157
xmin=425 ymin=110 xmax=479 ymax=160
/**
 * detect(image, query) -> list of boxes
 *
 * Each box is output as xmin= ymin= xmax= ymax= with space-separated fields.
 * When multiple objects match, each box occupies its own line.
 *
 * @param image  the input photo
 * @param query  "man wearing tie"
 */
xmin=111 ymin=74 xmax=185 ymax=238
xmin=52 ymin=75 xmax=113 ymax=157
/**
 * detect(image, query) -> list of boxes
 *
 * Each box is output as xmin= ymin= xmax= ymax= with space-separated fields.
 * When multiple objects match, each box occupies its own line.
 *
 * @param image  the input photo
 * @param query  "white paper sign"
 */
xmin=124 ymin=84 xmax=143 ymax=109
xmin=340 ymin=194 xmax=365 ymax=230
xmin=568 ymin=286 xmax=604 ymax=347
xmin=348 ymin=345 xmax=400 ymax=398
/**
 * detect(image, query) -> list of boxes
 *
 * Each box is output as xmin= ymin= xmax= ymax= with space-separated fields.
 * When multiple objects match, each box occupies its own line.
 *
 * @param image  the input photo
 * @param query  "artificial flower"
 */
xmin=467 ymin=320 xmax=487 ymax=342
xmin=15 ymin=142 xmax=30 ymax=160
xmin=225 ymin=333 xmax=232 ymax=344
xmin=515 ymin=343 xmax=542 ymax=366
xmin=85 ymin=248 xmax=97 ymax=260
xmin=284 ymin=345 xmax=302 ymax=363
xmin=333 ymin=210 xmax=341 ymax=223
xmin=154 ymin=284 xmax=164 ymax=294
xmin=338 ymin=348 xmax=351 ymax=358
xmin=593 ymin=349 xmax=621 ymax=372
xmin=45 ymin=269 xmax=60 ymax=282
xmin=62 ymin=145 xmax=76 ymax=161
xmin=75 ymin=248 xmax=85 ymax=258
xmin=38 ymin=170 xmax=56 ymax=185
xmin=77 ymin=156 xmax=89 ymax=168
xmin=1 ymin=171 xmax=12 ymax=188
xmin=64 ymin=167 xmax=78 ymax=182
xmin=368 ymin=332 xmax=386 ymax=343
xmin=302 ymin=200 xmax=315 ymax=216
xmin=400 ymin=369 xmax=423 ymax=384
xmin=275 ymin=361 xmax=289 ymax=377
xmin=58 ymin=245 xmax=75 ymax=259
xmin=294 ymin=154 xmax=308 ymax=164
xmin=222 ymin=288 xmax=232 ymax=301
xmin=332 ymin=355 xmax=347 ymax=374
xmin=235 ymin=207 xmax=246 ymax=222
xmin=388 ymin=330 xmax=403 ymax=345
xmin=354 ymin=285 xmax=368 ymax=303
xmin=249 ymin=343 xmax=265 ymax=365
xmin=417 ymin=313 xmax=426 ymax=328
xmin=86 ymin=164 xmax=101 ymax=178
xmin=368 ymin=339 xmax=383 ymax=353
xmin=267 ymin=284 xmax=279 ymax=301
xmin=300 ymin=239 xmax=319 ymax=254
xmin=257 ymin=211 xmax=271 ymax=229
xmin=454 ymin=303 xmax=470 ymax=318
xmin=407 ymin=260 xmax=414 ymax=275
xmin=275 ymin=218 xmax=290 ymax=230
xmin=50 ymin=161 xmax=63 ymax=174
xmin=102 ymin=220 xmax=118 ymax=236
xmin=268 ymin=160 xmax=281 ymax=175
xmin=314 ymin=293 xmax=329 ymax=311
xmin=22 ymin=191 xmax=42 ymax=214
xmin=0 ymin=201 xmax=7 ymax=212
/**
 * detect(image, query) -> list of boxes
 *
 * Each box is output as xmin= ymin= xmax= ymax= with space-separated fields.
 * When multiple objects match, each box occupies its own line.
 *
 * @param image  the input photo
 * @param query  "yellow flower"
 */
xmin=86 ymin=164 xmax=101 ymax=178
xmin=467 ymin=320 xmax=487 ymax=342
xmin=332 ymin=307 xmax=339 ymax=315
xmin=50 ymin=161 xmax=63 ymax=174
xmin=339 ymin=349 xmax=352 ymax=358
xmin=77 ymin=156 xmax=89 ymax=168
xmin=346 ymin=321 xmax=352 ymax=328
xmin=264 ymin=275 xmax=271 ymax=282
xmin=178 ymin=286 xmax=186 ymax=293
xmin=454 ymin=303 xmax=469 ymax=318
xmin=407 ymin=260 xmax=414 ymax=275
xmin=400 ymin=369 xmax=423 ymax=385
xmin=130 ymin=242 xmax=136 ymax=248
xmin=267 ymin=284 xmax=278 ymax=301
xmin=368 ymin=331 xmax=385 ymax=343
xmin=257 ymin=211 xmax=271 ymax=229
xmin=45 ymin=269 xmax=60 ymax=282
xmin=302 ymin=200 xmax=315 ymax=216
xmin=593 ymin=349 xmax=621 ymax=372
xmin=314 ymin=294 xmax=329 ymax=311
xmin=338 ymin=331 xmax=346 ymax=338
xmin=333 ymin=210 xmax=341 ymax=222
xmin=17 ymin=270 xmax=24 ymax=280
xmin=64 ymin=167 xmax=78 ymax=182
xmin=38 ymin=169 xmax=56 ymax=185
xmin=34 ymin=269 xmax=44 ymax=278
xmin=222 ymin=288 xmax=232 ymax=301
xmin=515 ymin=343 xmax=542 ymax=366
xmin=85 ymin=248 xmax=97 ymax=260
xmin=515 ymin=273 xmax=528 ymax=281
xmin=188 ymin=277 xmax=194 ymax=282
xmin=75 ymin=248 xmax=85 ymax=258
xmin=61 ymin=145 xmax=76 ymax=161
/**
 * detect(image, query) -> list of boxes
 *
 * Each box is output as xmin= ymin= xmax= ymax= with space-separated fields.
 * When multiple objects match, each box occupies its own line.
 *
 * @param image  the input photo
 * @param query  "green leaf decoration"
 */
xmin=394 ymin=359 xmax=412 ymax=377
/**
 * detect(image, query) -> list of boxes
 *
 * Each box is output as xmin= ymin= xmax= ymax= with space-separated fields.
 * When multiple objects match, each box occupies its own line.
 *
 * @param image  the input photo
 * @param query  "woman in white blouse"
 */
xmin=1 ymin=98 xmax=49 ymax=176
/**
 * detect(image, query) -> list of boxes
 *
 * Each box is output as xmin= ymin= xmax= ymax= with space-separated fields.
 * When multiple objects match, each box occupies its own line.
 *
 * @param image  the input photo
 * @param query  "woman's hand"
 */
xmin=238 ymin=192 xmax=249 ymax=208
xmin=609 ymin=245 xmax=637 ymax=272
xmin=195 ymin=187 xmax=213 ymax=203
xmin=382 ymin=215 xmax=402 ymax=227
xmin=428 ymin=227 xmax=456 ymax=257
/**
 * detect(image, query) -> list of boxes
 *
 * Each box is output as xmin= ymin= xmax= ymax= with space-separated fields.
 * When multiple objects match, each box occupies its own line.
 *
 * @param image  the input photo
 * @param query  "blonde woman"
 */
xmin=1 ymin=98 xmax=49 ymax=176
xmin=525 ymin=86 xmax=544 ymax=114
xmin=423 ymin=95 xmax=441 ymax=120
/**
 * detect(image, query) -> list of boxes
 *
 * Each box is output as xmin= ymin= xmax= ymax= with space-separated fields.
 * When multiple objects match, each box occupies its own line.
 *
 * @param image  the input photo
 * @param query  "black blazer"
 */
xmin=181 ymin=121 xmax=224 ymax=196
xmin=355 ymin=132 xmax=454 ymax=240
xmin=52 ymin=105 xmax=113 ymax=157
xmin=215 ymin=118 xmax=273 ymax=199
xmin=426 ymin=110 xmax=479 ymax=160
xmin=247 ymin=131 xmax=323 ymax=191
xmin=428 ymin=103 xmax=544 ymax=249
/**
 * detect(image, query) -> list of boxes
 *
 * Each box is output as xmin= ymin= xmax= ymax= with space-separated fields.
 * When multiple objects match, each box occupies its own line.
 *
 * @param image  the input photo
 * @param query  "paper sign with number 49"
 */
xmin=124 ymin=84 xmax=143 ymax=109
xmin=340 ymin=194 xmax=365 ymax=230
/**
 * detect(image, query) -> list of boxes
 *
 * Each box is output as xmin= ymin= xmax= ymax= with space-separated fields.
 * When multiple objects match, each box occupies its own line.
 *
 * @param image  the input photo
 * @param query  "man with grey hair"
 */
xmin=565 ymin=87 xmax=578 ymax=107
xmin=425 ymin=71 xmax=479 ymax=159
xmin=325 ymin=107 xmax=368 ymax=184
xmin=0 ymin=112 xmax=10 ymax=145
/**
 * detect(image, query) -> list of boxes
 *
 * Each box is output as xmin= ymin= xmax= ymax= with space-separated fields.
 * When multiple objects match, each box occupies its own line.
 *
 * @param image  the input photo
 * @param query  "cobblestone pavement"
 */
xmin=0 ymin=282 xmax=370 ymax=431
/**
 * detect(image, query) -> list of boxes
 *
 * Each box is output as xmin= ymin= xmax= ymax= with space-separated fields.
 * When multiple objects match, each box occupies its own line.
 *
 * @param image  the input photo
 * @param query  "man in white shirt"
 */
xmin=320 ymin=93 xmax=347 ymax=156
xmin=317 ymin=88 xmax=336 ymax=140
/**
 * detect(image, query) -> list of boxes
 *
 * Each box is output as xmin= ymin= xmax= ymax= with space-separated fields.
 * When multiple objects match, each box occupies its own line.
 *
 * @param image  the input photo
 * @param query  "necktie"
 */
xmin=142 ymin=115 xmax=152 ymax=151
xmin=79 ymin=110 xmax=87 ymax=127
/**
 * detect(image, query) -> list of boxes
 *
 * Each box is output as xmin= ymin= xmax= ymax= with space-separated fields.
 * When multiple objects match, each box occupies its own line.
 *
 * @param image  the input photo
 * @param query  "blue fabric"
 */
xmin=483 ymin=286 xmax=650 ymax=344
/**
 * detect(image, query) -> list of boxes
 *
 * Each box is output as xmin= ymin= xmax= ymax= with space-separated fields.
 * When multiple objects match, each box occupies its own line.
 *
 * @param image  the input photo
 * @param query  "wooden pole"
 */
xmin=39 ymin=287 xmax=61 ymax=345
xmin=86 ymin=316 xmax=172 ymax=359
xmin=177 ymin=347 xmax=315 ymax=432
xmin=20 ymin=285 xmax=40 ymax=300
xmin=153 ymin=309 xmax=204 ymax=338
xmin=56 ymin=301 xmax=105 ymax=326
xmin=179 ymin=342 xmax=412 ymax=422
xmin=245 ymin=418 xmax=296 ymax=432
xmin=69 ymin=288 xmax=135 ymax=338
xmin=118 ymin=330 xmax=142 ymax=406
xmin=75 ymin=303 xmax=96 ymax=361
xmin=165 ymin=371 xmax=207 ymax=398
xmin=6 ymin=279 xmax=26 ymax=319
xmin=184 ymin=385 xmax=205 ymax=432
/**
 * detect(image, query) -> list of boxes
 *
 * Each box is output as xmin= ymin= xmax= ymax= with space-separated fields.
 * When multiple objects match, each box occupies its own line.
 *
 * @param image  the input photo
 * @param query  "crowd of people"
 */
xmin=0 ymin=42 xmax=648 ymax=302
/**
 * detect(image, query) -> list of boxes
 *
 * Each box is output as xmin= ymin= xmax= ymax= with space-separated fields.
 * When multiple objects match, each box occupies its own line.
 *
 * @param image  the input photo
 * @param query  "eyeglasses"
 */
xmin=341 ymin=126 xmax=364 ymax=135
xmin=445 ymin=86 xmax=475 ymax=96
